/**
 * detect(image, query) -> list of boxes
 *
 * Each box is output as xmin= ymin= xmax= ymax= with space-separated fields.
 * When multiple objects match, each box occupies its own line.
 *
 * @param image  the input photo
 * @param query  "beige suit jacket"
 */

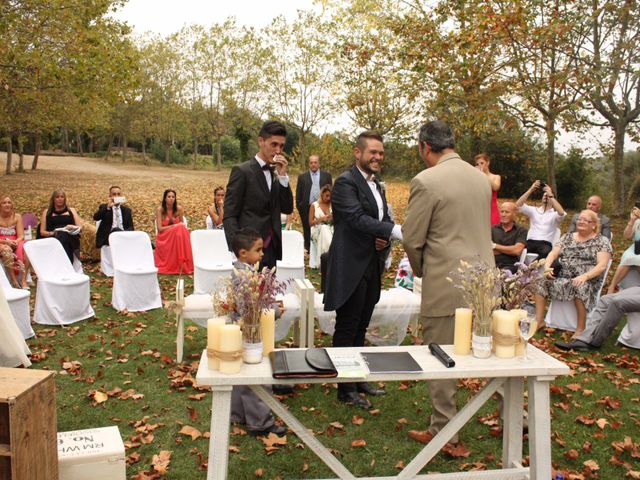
xmin=403 ymin=152 xmax=495 ymax=317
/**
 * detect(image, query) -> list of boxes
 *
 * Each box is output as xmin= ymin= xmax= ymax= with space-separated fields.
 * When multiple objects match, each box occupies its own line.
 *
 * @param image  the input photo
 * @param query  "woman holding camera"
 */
xmin=607 ymin=205 xmax=640 ymax=293
xmin=516 ymin=180 xmax=566 ymax=259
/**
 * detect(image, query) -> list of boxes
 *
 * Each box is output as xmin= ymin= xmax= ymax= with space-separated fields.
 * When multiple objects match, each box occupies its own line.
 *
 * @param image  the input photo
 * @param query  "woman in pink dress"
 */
xmin=154 ymin=189 xmax=194 ymax=274
xmin=0 ymin=196 xmax=30 ymax=288
xmin=475 ymin=153 xmax=501 ymax=225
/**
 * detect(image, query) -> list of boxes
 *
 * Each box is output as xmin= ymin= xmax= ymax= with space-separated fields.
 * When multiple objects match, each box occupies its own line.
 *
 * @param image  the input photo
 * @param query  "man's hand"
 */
xmin=375 ymin=238 xmax=389 ymax=250
xmin=273 ymin=154 xmax=288 ymax=176
xmin=107 ymin=197 xmax=115 ymax=208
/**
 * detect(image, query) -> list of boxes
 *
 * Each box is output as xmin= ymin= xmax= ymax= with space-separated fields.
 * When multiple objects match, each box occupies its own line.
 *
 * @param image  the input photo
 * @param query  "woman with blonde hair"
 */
xmin=39 ymin=189 xmax=83 ymax=263
xmin=535 ymin=209 xmax=612 ymax=336
xmin=0 ymin=195 xmax=30 ymax=288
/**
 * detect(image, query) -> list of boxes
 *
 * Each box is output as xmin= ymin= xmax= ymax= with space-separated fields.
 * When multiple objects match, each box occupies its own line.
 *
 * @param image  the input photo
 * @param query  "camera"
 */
xmin=538 ymin=181 xmax=547 ymax=190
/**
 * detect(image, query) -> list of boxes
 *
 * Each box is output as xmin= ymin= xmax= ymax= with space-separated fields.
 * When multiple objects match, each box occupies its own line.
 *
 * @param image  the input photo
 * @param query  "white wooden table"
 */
xmin=195 ymin=345 xmax=569 ymax=480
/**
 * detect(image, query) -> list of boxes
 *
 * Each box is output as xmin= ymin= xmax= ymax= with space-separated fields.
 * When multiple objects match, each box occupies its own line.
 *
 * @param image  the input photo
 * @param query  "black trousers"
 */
xmin=526 ymin=239 xmax=553 ymax=259
xmin=260 ymin=241 xmax=277 ymax=270
xmin=301 ymin=208 xmax=311 ymax=252
xmin=333 ymin=255 xmax=381 ymax=394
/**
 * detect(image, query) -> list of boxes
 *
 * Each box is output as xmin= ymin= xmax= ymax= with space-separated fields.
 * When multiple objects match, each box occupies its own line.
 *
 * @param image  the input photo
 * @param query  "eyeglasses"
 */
xmin=577 ymin=217 xmax=595 ymax=223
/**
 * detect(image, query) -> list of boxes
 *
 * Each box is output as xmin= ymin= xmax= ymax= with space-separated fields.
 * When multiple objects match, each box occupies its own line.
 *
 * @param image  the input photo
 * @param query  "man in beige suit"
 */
xmin=402 ymin=120 xmax=494 ymax=452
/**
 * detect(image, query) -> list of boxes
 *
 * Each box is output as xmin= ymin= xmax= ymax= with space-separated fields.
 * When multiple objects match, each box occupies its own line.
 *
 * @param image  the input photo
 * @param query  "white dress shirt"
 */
xmin=519 ymin=203 xmax=565 ymax=243
xmin=255 ymin=156 xmax=289 ymax=190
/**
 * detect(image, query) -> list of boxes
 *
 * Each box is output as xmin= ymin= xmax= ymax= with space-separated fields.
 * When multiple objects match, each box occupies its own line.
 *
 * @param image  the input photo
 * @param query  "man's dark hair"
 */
xmin=258 ymin=120 xmax=287 ymax=139
xmin=109 ymin=185 xmax=121 ymax=194
xmin=231 ymin=228 xmax=262 ymax=256
xmin=355 ymin=130 xmax=383 ymax=150
xmin=418 ymin=120 xmax=455 ymax=153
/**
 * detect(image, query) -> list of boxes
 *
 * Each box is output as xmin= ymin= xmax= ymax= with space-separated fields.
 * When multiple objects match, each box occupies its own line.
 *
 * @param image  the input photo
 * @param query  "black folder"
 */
xmin=269 ymin=348 xmax=338 ymax=379
xmin=361 ymin=352 xmax=422 ymax=374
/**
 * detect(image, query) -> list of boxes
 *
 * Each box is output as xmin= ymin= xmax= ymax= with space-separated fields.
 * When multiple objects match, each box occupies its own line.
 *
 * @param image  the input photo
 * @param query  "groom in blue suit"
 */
xmin=324 ymin=130 xmax=403 ymax=408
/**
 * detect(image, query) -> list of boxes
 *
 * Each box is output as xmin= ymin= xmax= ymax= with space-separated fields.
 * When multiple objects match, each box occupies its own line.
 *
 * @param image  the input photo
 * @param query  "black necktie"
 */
xmin=262 ymin=163 xmax=274 ymax=172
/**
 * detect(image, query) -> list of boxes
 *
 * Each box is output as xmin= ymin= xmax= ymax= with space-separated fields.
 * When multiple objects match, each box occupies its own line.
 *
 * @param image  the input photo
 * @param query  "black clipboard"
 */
xmin=361 ymin=352 xmax=422 ymax=374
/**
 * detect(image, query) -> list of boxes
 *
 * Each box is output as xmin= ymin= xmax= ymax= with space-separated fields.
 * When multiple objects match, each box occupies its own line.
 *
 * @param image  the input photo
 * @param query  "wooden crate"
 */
xmin=0 ymin=367 xmax=57 ymax=480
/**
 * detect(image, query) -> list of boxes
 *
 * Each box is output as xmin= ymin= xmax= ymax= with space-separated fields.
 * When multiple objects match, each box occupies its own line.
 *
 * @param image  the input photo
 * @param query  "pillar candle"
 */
xmin=510 ymin=309 xmax=528 ymax=356
xmin=219 ymin=324 xmax=242 ymax=374
xmin=207 ymin=317 xmax=227 ymax=371
xmin=261 ymin=309 xmax=275 ymax=357
xmin=453 ymin=308 xmax=472 ymax=355
xmin=493 ymin=310 xmax=518 ymax=358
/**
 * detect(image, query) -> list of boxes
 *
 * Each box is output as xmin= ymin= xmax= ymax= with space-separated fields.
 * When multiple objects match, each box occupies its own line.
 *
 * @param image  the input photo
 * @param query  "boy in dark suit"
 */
xmin=229 ymin=228 xmax=286 ymax=437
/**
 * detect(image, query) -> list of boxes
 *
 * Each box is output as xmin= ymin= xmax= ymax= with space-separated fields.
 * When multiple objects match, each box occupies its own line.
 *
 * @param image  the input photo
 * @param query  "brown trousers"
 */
xmin=421 ymin=314 xmax=458 ymax=443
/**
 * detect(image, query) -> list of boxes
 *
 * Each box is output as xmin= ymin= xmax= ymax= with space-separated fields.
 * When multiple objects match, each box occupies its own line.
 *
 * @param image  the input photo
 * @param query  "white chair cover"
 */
xmin=0 ymin=267 xmax=34 ymax=339
xmin=0 ymin=287 xmax=31 ymax=367
xmin=276 ymin=230 xmax=305 ymax=293
xmin=191 ymin=230 xmax=233 ymax=295
xmin=315 ymin=287 xmax=420 ymax=345
xmin=24 ymin=238 xmax=94 ymax=326
xmin=175 ymin=278 xmax=214 ymax=362
xmin=205 ymin=215 xmax=214 ymax=230
xmin=546 ymin=259 xmax=612 ymax=332
xmin=100 ymin=245 xmax=114 ymax=277
xmin=109 ymin=231 xmax=162 ymax=312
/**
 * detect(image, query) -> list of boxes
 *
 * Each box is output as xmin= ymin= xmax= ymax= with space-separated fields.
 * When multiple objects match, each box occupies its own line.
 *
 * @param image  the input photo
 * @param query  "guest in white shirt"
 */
xmin=516 ymin=180 xmax=566 ymax=258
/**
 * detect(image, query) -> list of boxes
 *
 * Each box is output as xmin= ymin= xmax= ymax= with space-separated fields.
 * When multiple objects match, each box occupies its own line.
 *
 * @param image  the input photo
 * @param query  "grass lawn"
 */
xmin=3 ymin=154 xmax=640 ymax=479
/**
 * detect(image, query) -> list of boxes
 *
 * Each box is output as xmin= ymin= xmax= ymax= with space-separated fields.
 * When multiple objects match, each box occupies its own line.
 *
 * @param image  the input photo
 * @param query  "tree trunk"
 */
xmin=164 ymin=142 xmax=170 ymax=163
xmin=17 ymin=132 xmax=24 ymax=172
xmin=88 ymin=134 xmax=94 ymax=153
xmin=216 ymin=138 xmax=221 ymax=171
xmin=122 ymin=135 xmax=127 ymax=162
xmin=298 ymin=131 xmax=307 ymax=165
xmin=76 ymin=131 xmax=83 ymax=155
xmin=544 ymin=117 xmax=557 ymax=193
xmin=5 ymin=135 xmax=12 ymax=174
xmin=193 ymin=138 xmax=198 ymax=169
xmin=62 ymin=127 xmax=69 ymax=152
xmin=105 ymin=133 xmax=114 ymax=161
xmin=32 ymin=131 xmax=41 ymax=170
xmin=141 ymin=138 xmax=147 ymax=164
xmin=612 ymin=124 xmax=626 ymax=216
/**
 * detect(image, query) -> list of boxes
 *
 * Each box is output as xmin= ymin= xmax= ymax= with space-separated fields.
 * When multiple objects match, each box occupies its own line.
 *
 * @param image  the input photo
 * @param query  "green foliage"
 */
xmin=219 ymin=135 xmax=241 ymax=164
xmin=149 ymin=141 xmax=187 ymax=164
xmin=556 ymin=148 xmax=594 ymax=209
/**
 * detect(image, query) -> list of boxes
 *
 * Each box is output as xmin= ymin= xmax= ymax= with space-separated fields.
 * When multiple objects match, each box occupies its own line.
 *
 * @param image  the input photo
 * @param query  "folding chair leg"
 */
xmin=177 ymin=314 xmax=184 ymax=363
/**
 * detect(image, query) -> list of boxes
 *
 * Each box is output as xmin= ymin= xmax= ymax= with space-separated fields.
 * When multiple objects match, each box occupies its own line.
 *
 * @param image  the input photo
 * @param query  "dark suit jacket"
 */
xmin=93 ymin=203 xmax=134 ymax=248
xmin=323 ymin=165 xmax=394 ymax=311
xmin=223 ymin=158 xmax=294 ymax=261
xmin=296 ymin=170 xmax=332 ymax=223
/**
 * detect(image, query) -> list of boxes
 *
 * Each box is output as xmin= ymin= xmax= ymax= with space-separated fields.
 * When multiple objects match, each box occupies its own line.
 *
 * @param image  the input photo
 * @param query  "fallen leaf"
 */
xmin=179 ymin=425 xmax=202 ymax=440
xmin=351 ymin=439 xmax=366 ymax=448
xmin=151 ymin=450 xmax=172 ymax=474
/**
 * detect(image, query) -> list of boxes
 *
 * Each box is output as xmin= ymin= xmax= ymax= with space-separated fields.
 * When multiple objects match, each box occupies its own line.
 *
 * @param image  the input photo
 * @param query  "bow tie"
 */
xmin=261 ymin=163 xmax=275 ymax=172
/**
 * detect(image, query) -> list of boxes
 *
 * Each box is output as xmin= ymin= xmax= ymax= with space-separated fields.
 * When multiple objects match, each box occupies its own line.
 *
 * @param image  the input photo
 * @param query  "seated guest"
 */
xmin=607 ymin=205 xmax=640 ymax=293
xmin=491 ymin=201 xmax=527 ymax=273
xmin=39 ymin=189 xmax=83 ymax=263
xmin=568 ymin=195 xmax=611 ymax=240
xmin=534 ymin=209 xmax=612 ymax=336
xmin=229 ymin=228 xmax=286 ymax=437
xmin=207 ymin=186 xmax=225 ymax=229
xmin=93 ymin=185 xmax=134 ymax=248
xmin=309 ymin=185 xmax=334 ymax=269
xmin=0 ymin=195 xmax=30 ymax=288
xmin=516 ymin=180 xmax=566 ymax=258
xmin=154 ymin=189 xmax=194 ymax=274
xmin=555 ymin=285 xmax=640 ymax=351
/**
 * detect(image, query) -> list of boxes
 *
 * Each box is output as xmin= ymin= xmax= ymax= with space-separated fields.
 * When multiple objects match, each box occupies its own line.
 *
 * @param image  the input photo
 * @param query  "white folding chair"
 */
xmin=96 ymin=220 xmax=114 ymax=277
xmin=191 ymin=230 xmax=233 ymax=295
xmin=24 ymin=238 xmax=94 ymax=325
xmin=552 ymin=228 xmax=562 ymax=245
xmin=276 ymin=230 xmax=305 ymax=293
xmin=545 ymin=259 xmax=613 ymax=332
xmin=0 ymin=267 xmax=34 ymax=339
xmin=109 ymin=231 xmax=162 ymax=312
xmin=0 ymin=287 xmax=31 ymax=367
xmin=175 ymin=278 xmax=213 ymax=362
xmin=616 ymin=269 xmax=640 ymax=349
xmin=205 ymin=215 xmax=214 ymax=230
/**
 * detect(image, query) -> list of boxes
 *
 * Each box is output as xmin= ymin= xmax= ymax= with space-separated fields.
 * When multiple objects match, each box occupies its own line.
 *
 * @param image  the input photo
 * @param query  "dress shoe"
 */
xmin=407 ymin=430 xmax=435 ymax=444
xmin=248 ymin=423 xmax=287 ymax=437
xmin=272 ymin=385 xmax=294 ymax=395
xmin=554 ymin=339 xmax=591 ymax=352
xmin=357 ymin=382 xmax=386 ymax=396
xmin=337 ymin=391 xmax=372 ymax=409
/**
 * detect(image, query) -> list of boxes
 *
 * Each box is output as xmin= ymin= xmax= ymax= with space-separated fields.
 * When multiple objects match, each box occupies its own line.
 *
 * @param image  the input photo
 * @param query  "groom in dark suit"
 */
xmin=296 ymin=155 xmax=332 ymax=252
xmin=93 ymin=185 xmax=134 ymax=248
xmin=223 ymin=120 xmax=294 ymax=269
xmin=324 ymin=131 xmax=402 ymax=408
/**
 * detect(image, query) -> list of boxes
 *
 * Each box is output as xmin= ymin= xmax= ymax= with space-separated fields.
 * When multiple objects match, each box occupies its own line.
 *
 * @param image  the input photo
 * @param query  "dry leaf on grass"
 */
xmin=152 ymin=450 xmax=172 ymax=474
xmin=351 ymin=439 xmax=366 ymax=448
xmin=179 ymin=425 xmax=202 ymax=440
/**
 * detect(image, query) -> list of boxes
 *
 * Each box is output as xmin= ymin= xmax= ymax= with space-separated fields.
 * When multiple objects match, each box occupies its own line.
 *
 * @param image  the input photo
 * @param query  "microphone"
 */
xmin=429 ymin=343 xmax=455 ymax=368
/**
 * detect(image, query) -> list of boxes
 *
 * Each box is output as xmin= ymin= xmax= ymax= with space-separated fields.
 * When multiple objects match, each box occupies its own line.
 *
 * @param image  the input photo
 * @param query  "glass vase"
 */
xmin=472 ymin=313 xmax=492 ymax=359
xmin=242 ymin=319 xmax=263 ymax=364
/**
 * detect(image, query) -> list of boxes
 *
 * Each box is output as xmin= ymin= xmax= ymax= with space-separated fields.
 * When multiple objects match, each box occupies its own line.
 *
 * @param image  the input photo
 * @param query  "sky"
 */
xmin=112 ymin=0 xmax=637 ymax=155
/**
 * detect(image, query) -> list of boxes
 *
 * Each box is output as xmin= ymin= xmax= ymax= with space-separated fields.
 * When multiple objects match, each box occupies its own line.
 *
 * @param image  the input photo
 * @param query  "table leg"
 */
xmin=207 ymin=386 xmax=232 ymax=480
xmin=528 ymin=376 xmax=552 ymax=480
xmin=502 ymin=377 xmax=523 ymax=469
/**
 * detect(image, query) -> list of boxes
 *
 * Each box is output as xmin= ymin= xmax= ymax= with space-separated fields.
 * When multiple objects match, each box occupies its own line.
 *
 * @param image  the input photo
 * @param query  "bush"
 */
xmin=220 ymin=135 xmax=241 ymax=164
xmin=149 ymin=141 xmax=187 ymax=164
